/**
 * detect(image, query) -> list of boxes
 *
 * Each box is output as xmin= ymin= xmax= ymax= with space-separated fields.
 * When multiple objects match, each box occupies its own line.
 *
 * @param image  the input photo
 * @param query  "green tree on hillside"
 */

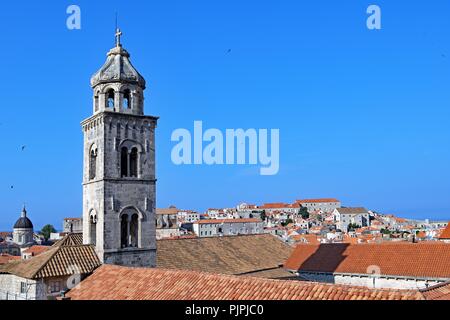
xmin=299 ymin=207 xmax=309 ymax=219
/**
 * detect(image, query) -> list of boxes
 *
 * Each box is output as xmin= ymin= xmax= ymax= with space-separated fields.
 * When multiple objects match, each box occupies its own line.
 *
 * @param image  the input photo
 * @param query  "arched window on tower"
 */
xmin=130 ymin=214 xmax=139 ymax=247
xmin=121 ymin=214 xmax=128 ymax=248
xmin=89 ymin=146 xmax=97 ymax=180
xmin=130 ymin=147 xmax=138 ymax=177
xmin=94 ymin=92 xmax=99 ymax=112
xmin=121 ymin=147 xmax=128 ymax=177
xmin=106 ymin=89 xmax=115 ymax=109
xmin=90 ymin=212 xmax=97 ymax=246
xmin=123 ymin=89 xmax=131 ymax=109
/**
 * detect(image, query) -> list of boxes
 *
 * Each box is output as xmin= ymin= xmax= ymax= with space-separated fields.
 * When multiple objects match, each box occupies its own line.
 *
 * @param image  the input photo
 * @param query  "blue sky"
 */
xmin=0 ymin=0 xmax=449 ymax=230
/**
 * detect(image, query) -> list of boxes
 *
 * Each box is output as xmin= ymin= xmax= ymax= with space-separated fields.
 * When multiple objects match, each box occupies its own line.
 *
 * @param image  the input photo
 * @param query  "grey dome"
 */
xmin=14 ymin=217 xmax=33 ymax=229
xmin=90 ymin=41 xmax=146 ymax=89
xmin=13 ymin=206 xmax=33 ymax=229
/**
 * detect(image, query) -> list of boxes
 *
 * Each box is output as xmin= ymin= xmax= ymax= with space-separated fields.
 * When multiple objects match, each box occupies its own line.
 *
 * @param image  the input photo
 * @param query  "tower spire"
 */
xmin=21 ymin=204 xmax=27 ymax=218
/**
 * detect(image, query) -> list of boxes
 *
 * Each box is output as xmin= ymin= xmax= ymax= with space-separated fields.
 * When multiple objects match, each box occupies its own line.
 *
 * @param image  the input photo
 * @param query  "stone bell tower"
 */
xmin=81 ymin=29 xmax=158 ymax=267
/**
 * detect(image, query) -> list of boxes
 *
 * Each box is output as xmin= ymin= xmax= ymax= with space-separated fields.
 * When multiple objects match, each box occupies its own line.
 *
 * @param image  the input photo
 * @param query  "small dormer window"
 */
xmin=123 ymin=89 xmax=131 ymax=109
xmin=106 ymin=89 xmax=115 ymax=109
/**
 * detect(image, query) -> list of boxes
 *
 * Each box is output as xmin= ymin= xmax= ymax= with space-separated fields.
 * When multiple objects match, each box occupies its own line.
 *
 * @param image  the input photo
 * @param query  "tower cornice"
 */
xmin=81 ymin=111 xmax=159 ymax=131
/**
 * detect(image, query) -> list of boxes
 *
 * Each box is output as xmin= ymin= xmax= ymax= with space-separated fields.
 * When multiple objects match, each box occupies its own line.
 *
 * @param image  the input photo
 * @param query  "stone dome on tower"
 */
xmin=13 ymin=206 xmax=33 ymax=229
xmin=90 ymin=28 xmax=146 ymax=89
xmin=13 ymin=206 xmax=34 ymax=246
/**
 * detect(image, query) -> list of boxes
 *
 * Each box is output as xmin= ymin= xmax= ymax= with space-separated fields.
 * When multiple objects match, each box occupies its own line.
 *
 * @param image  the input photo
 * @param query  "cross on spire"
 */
xmin=115 ymin=28 xmax=122 ymax=47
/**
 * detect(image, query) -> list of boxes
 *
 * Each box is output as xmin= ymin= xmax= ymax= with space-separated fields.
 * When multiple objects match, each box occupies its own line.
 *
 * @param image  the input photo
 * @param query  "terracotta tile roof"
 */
xmin=439 ymin=223 xmax=450 ymax=239
xmin=157 ymin=234 xmax=293 ymax=276
xmin=420 ymin=281 xmax=450 ymax=300
xmin=22 ymin=245 xmax=51 ymax=257
xmin=284 ymin=243 xmax=450 ymax=279
xmin=156 ymin=208 xmax=179 ymax=215
xmin=194 ymin=218 xmax=262 ymax=224
xmin=296 ymin=198 xmax=340 ymax=204
xmin=66 ymin=265 xmax=424 ymax=300
xmin=259 ymin=203 xmax=290 ymax=209
xmin=53 ymin=233 xmax=83 ymax=247
xmin=0 ymin=254 xmax=20 ymax=265
xmin=0 ymin=232 xmax=12 ymax=239
xmin=335 ymin=207 xmax=368 ymax=214
xmin=291 ymin=234 xmax=320 ymax=245
xmin=163 ymin=235 xmax=198 ymax=240
xmin=0 ymin=245 xmax=100 ymax=279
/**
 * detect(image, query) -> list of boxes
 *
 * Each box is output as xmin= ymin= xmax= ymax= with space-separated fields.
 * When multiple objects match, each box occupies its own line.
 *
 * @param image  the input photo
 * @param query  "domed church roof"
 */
xmin=13 ymin=206 xmax=33 ymax=229
xmin=90 ymin=28 xmax=146 ymax=89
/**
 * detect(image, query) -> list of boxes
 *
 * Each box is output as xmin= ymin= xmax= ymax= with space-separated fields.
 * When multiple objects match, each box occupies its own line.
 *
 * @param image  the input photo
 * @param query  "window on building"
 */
xmin=121 ymin=214 xmax=128 ymax=248
xmin=20 ymin=282 xmax=27 ymax=294
xmin=89 ymin=146 xmax=97 ymax=180
xmin=121 ymin=147 xmax=128 ymax=177
xmin=121 ymin=211 xmax=140 ymax=248
xmin=106 ymin=89 xmax=115 ymax=109
xmin=121 ymin=146 xmax=139 ymax=178
xmin=49 ymin=281 xmax=61 ymax=293
xmin=123 ymin=89 xmax=131 ymax=109
xmin=94 ymin=93 xmax=99 ymax=112
xmin=89 ymin=213 xmax=97 ymax=246
xmin=130 ymin=214 xmax=139 ymax=247
xmin=130 ymin=147 xmax=138 ymax=177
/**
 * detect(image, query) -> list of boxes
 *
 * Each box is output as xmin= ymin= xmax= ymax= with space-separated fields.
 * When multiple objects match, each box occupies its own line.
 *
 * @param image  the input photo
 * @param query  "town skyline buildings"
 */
xmin=1 ymin=1 xmax=450 ymax=231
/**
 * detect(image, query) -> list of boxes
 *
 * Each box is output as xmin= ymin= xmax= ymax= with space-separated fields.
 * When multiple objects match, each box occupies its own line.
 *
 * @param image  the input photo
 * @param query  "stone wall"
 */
xmin=0 ymin=274 xmax=43 ymax=300
xmin=298 ymin=271 xmax=446 ymax=290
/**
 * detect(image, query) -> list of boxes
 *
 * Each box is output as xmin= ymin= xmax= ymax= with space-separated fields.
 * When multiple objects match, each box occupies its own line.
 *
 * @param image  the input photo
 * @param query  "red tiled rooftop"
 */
xmin=0 ymin=254 xmax=20 ymax=265
xmin=66 ymin=265 xmax=424 ymax=300
xmin=194 ymin=218 xmax=262 ymax=224
xmin=420 ymin=281 xmax=450 ymax=300
xmin=22 ymin=245 xmax=51 ymax=256
xmin=258 ymin=203 xmax=290 ymax=209
xmin=284 ymin=243 xmax=450 ymax=279
xmin=439 ymin=223 xmax=450 ymax=239
xmin=296 ymin=198 xmax=340 ymax=204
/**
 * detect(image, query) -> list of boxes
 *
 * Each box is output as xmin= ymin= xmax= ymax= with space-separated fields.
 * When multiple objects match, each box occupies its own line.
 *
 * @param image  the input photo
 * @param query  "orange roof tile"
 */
xmin=22 ymin=245 xmax=51 ymax=256
xmin=0 ymin=245 xmax=100 ymax=279
xmin=194 ymin=218 xmax=262 ymax=224
xmin=66 ymin=265 xmax=424 ymax=300
xmin=157 ymin=234 xmax=293 ymax=276
xmin=0 ymin=254 xmax=20 ymax=265
xmin=284 ymin=243 xmax=450 ymax=279
xmin=296 ymin=198 xmax=340 ymax=204
xmin=439 ymin=223 xmax=450 ymax=239
xmin=420 ymin=281 xmax=450 ymax=300
xmin=259 ymin=203 xmax=290 ymax=209
xmin=156 ymin=208 xmax=179 ymax=215
xmin=291 ymin=235 xmax=320 ymax=245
